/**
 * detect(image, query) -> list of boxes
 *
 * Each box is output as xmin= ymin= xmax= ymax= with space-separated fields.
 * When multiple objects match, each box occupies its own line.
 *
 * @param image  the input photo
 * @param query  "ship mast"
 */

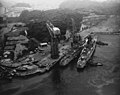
xmin=71 ymin=18 xmax=77 ymax=34
xmin=71 ymin=18 xmax=77 ymax=46
xmin=71 ymin=18 xmax=82 ymax=47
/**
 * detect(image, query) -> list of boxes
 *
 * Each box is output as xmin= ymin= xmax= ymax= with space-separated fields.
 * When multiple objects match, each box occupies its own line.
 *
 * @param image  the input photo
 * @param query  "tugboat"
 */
xmin=77 ymin=35 xmax=97 ymax=69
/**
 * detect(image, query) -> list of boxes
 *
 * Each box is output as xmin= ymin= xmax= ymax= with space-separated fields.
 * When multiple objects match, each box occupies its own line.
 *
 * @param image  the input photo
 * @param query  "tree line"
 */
xmin=18 ymin=9 xmax=83 ymax=42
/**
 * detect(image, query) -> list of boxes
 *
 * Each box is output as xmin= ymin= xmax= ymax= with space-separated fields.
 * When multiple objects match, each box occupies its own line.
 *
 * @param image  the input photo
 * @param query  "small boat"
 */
xmin=77 ymin=36 xmax=97 ymax=69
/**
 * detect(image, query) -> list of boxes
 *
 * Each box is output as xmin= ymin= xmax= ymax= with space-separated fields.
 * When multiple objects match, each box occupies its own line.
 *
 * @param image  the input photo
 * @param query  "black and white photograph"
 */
xmin=0 ymin=0 xmax=120 ymax=95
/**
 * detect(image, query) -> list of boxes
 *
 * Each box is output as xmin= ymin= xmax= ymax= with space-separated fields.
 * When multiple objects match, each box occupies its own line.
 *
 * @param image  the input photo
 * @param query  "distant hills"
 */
xmin=60 ymin=0 xmax=99 ymax=10
xmin=12 ymin=3 xmax=31 ymax=8
xmin=4 ymin=0 xmax=120 ymax=42
xmin=0 ymin=1 xmax=31 ymax=9
xmin=59 ymin=0 xmax=120 ymax=15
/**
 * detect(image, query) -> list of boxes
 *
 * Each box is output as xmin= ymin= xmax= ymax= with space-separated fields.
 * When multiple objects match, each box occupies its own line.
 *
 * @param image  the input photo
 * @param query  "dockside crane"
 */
xmin=46 ymin=21 xmax=61 ymax=59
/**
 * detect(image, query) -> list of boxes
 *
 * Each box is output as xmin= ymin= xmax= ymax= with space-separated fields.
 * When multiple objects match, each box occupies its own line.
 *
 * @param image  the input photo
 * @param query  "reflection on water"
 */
xmin=88 ymin=34 xmax=120 ymax=95
xmin=0 ymin=34 xmax=120 ymax=95
xmin=51 ymin=66 xmax=67 ymax=95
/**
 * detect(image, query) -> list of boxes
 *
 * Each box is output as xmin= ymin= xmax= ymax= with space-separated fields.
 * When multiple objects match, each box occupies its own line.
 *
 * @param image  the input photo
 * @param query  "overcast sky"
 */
xmin=1 ymin=0 xmax=108 ymax=10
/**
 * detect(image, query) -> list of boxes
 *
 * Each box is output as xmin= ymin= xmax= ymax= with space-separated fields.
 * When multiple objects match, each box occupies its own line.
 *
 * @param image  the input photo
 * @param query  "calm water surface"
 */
xmin=0 ymin=34 xmax=120 ymax=95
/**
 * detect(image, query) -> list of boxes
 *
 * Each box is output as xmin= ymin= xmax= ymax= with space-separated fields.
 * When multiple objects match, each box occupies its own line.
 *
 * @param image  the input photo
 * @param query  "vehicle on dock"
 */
xmin=77 ymin=36 xmax=97 ymax=69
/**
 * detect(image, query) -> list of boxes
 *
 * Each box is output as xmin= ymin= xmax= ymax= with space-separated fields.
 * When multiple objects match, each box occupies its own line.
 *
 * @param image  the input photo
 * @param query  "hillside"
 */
xmin=18 ymin=9 xmax=83 ymax=42
xmin=4 ymin=0 xmax=120 ymax=43
xmin=12 ymin=3 xmax=31 ymax=8
xmin=89 ymin=16 xmax=120 ymax=33
xmin=59 ymin=0 xmax=120 ymax=15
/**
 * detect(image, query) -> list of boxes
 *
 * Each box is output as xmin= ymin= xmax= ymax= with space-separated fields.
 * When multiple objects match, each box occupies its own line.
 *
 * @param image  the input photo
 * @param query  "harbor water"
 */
xmin=0 ymin=34 xmax=120 ymax=95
